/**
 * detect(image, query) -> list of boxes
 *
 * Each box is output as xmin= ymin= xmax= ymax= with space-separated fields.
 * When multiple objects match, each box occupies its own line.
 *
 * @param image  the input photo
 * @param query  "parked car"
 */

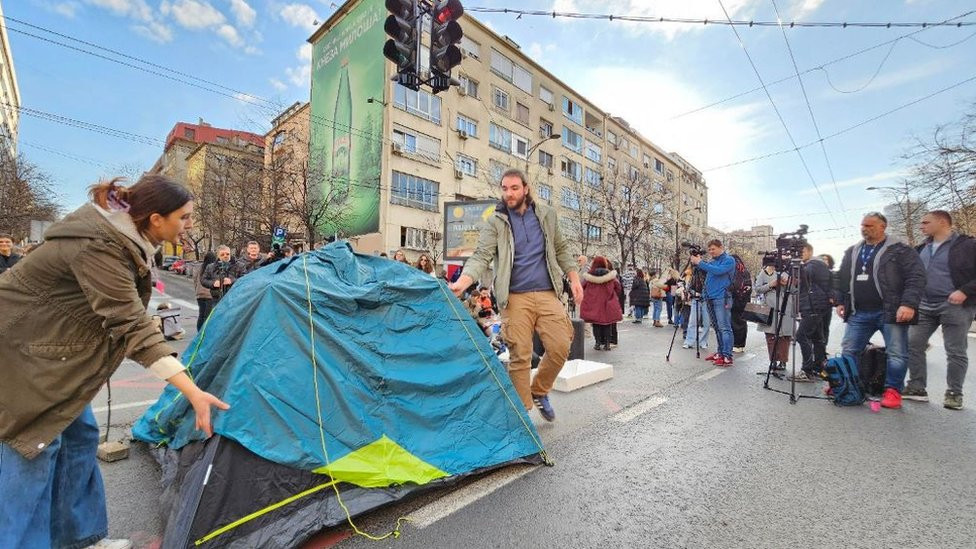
xmin=160 ymin=255 xmax=180 ymax=270
xmin=170 ymin=259 xmax=186 ymax=274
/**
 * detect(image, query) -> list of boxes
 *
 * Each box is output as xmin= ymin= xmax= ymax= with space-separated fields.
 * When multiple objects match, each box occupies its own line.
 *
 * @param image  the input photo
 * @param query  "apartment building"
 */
xmin=151 ymin=119 xmax=265 ymax=181
xmin=264 ymin=101 xmax=312 ymax=249
xmin=308 ymin=0 xmax=708 ymax=266
xmin=0 ymin=0 xmax=21 ymax=160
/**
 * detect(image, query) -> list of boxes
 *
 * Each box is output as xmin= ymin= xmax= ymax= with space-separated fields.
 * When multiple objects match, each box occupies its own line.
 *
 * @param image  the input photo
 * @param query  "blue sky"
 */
xmin=9 ymin=0 xmax=976 ymax=258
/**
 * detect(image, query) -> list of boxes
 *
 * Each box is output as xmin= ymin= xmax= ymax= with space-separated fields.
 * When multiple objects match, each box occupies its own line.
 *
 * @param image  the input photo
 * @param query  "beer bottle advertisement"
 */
xmin=311 ymin=0 xmax=383 ymax=236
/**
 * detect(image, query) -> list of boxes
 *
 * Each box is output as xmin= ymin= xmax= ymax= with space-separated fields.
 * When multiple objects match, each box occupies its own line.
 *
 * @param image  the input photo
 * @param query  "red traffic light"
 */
xmin=433 ymin=0 xmax=463 ymax=24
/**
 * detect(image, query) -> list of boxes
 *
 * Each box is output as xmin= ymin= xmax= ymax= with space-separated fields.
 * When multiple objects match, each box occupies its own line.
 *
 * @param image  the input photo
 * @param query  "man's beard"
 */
xmin=506 ymin=195 xmax=525 ymax=210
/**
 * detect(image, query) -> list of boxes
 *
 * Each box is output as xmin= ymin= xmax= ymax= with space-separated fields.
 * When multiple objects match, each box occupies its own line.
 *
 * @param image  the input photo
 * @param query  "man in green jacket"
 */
xmin=450 ymin=169 xmax=583 ymax=421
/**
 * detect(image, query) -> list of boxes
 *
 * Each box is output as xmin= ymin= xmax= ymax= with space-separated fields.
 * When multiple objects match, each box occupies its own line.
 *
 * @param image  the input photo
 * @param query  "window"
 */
xmin=457 ymin=154 xmax=477 ymax=176
xmin=643 ymin=154 xmax=653 ymax=169
xmin=562 ymin=127 xmax=582 ymax=153
xmin=456 ymin=114 xmax=478 ymax=137
xmin=629 ymin=142 xmax=638 ymax=158
xmin=654 ymin=181 xmax=665 ymax=193
xmin=489 ymin=159 xmax=506 ymax=182
xmin=628 ymin=164 xmax=640 ymax=181
xmin=586 ymin=224 xmax=602 ymax=241
xmin=458 ymin=75 xmax=479 ymax=98
xmin=489 ymin=123 xmax=512 ymax=152
xmin=585 ymin=140 xmax=601 ymax=163
xmin=540 ymin=86 xmax=554 ymax=105
xmin=607 ymin=130 xmax=617 ymax=145
xmin=392 ymin=171 xmax=439 ymax=211
xmin=653 ymin=202 xmax=665 ymax=214
xmin=392 ymin=127 xmax=440 ymax=162
xmin=666 ymin=169 xmax=674 ymax=183
xmin=271 ymin=131 xmax=286 ymax=148
xmin=492 ymin=87 xmax=510 ymax=112
xmin=401 ymin=227 xmax=435 ymax=250
xmin=516 ymin=102 xmax=530 ymax=125
xmin=490 ymin=49 xmax=514 ymax=80
xmin=584 ymin=167 xmax=601 ymax=187
xmin=538 ymin=183 xmax=552 ymax=203
xmin=561 ymin=187 xmax=580 ymax=210
xmin=619 ymin=137 xmax=628 ymax=152
xmin=392 ymin=129 xmax=417 ymax=153
xmin=460 ymin=36 xmax=481 ymax=59
xmin=512 ymin=134 xmax=529 ymax=159
xmin=561 ymin=158 xmax=581 ymax=181
xmin=540 ymin=119 xmax=553 ymax=138
xmin=393 ymin=83 xmax=442 ymax=124
xmin=654 ymin=158 xmax=665 ymax=174
xmin=562 ymin=96 xmax=583 ymax=125
xmin=608 ymin=157 xmax=616 ymax=172
xmin=216 ymin=136 xmax=229 ymax=144
xmin=513 ymin=65 xmax=533 ymax=94
xmin=184 ymin=128 xmax=196 ymax=140
xmin=539 ymin=150 xmax=553 ymax=168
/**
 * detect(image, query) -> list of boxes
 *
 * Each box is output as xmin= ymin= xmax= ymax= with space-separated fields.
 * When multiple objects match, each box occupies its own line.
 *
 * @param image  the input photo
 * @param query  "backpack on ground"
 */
xmin=859 ymin=345 xmax=886 ymax=397
xmin=822 ymin=355 xmax=865 ymax=406
xmin=730 ymin=255 xmax=753 ymax=302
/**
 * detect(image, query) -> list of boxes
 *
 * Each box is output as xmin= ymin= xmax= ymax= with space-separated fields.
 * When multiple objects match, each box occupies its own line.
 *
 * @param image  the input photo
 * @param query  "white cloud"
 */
xmin=270 ymin=78 xmax=289 ymax=92
xmin=297 ymin=43 xmax=313 ymax=62
xmin=228 ymin=0 xmax=256 ymax=27
xmin=791 ymin=0 xmax=825 ymax=19
xmin=134 ymin=20 xmax=174 ymax=42
xmin=548 ymin=0 xmax=762 ymax=41
xmin=160 ymin=0 xmax=226 ymax=30
xmin=50 ymin=1 xmax=82 ymax=18
xmin=796 ymin=170 xmax=907 ymax=195
xmin=217 ymin=23 xmax=243 ymax=47
xmin=286 ymin=65 xmax=311 ymax=87
xmin=822 ymin=59 xmax=952 ymax=98
xmin=279 ymin=3 xmax=321 ymax=31
xmin=85 ymin=0 xmax=153 ymax=21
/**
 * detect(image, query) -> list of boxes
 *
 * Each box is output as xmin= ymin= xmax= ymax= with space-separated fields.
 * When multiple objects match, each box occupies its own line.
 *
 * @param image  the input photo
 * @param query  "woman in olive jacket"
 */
xmin=0 ymin=176 xmax=229 ymax=548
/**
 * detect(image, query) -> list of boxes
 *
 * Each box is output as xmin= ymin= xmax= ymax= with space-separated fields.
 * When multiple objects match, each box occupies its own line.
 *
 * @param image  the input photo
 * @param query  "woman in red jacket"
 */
xmin=580 ymin=256 xmax=623 ymax=351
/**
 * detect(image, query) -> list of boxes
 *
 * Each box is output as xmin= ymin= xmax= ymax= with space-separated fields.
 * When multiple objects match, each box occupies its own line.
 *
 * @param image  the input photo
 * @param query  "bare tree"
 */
xmin=0 ymin=154 xmax=61 ymax=241
xmin=597 ymin=166 xmax=672 ymax=270
xmin=193 ymin=150 xmax=265 ymax=253
xmin=561 ymin=175 xmax=606 ymax=259
xmin=282 ymin=157 xmax=353 ymax=247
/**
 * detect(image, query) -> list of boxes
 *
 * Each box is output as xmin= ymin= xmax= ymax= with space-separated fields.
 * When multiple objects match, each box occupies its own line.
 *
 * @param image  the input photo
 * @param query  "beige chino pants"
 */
xmin=501 ymin=291 xmax=574 ymax=410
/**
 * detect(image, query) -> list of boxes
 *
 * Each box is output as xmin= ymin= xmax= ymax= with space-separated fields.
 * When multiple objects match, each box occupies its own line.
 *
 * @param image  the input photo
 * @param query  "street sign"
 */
xmin=443 ymin=200 xmax=496 ymax=260
xmin=272 ymin=226 xmax=286 ymax=246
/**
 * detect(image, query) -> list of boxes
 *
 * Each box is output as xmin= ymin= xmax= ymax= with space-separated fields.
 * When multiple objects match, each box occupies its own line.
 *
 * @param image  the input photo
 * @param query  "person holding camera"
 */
xmin=755 ymin=264 xmax=793 ymax=371
xmin=690 ymin=239 xmax=736 ymax=366
xmin=837 ymin=212 xmax=926 ymax=410
xmin=194 ymin=251 xmax=217 ymax=331
xmin=202 ymin=245 xmax=237 ymax=303
xmin=793 ymin=243 xmax=833 ymax=381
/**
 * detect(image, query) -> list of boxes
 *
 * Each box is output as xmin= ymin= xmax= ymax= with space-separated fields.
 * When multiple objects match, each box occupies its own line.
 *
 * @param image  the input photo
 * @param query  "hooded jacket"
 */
xmin=580 ymin=268 xmax=623 ymax=325
xmin=799 ymin=258 xmax=832 ymax=314
xmin=837 ymin=237 xmax=926 ymax=324
xmin=0 ymin=203 xmax=179 ymax=459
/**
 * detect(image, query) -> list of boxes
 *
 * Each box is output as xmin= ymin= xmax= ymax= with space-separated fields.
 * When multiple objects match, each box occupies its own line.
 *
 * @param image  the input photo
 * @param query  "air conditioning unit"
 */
xmin=454 ymin=168 xmax=464 ymax=179
xmin=391 ymin=142 xmax=404 ymax=155
xmin=547 ymin=167 xmax=554 ymax=175
xmin=457 ymin=86 xmax=467 ymax=96
xmin=458 ymin=129 xmax=469 ymax=140
xmin=644 ymin=162 xmax=650 ymax=168
xmin=547 ymin=103 xmax=555 ymax=112
xmin=613 ymin=144 xmax=620 ymax=151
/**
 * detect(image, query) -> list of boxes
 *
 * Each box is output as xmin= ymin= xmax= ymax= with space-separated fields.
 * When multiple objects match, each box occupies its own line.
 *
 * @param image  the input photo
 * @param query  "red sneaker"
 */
xmin=703 ymin=353 xmax=720 ymax=361
xmin=715 ymin=356 xmax=734 ymax=367
xmin=880 ymin=388 xmax=902 ymax=409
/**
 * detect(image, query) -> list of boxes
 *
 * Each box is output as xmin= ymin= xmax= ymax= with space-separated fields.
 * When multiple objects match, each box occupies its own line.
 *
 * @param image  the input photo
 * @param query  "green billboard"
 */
xmin=311 ymin=0 xmax=384 ymax=236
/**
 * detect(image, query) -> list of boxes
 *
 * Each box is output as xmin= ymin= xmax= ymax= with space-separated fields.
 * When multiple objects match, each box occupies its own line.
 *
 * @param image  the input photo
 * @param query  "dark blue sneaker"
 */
xmin=532 ymin=394 xmax=555 ymax=422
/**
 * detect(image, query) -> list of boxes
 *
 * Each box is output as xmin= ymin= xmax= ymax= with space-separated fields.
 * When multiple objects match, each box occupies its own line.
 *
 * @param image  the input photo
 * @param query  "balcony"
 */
xmin=584 ymin=111 xmax=603 ymax=139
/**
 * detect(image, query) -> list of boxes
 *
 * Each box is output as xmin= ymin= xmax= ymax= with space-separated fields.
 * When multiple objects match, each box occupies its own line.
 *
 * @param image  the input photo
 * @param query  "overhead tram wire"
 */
xmin=667 ymin=10 xmax=976 ymax=120
xmin=465 ymin=7 xmax=976 ymax=28
xmin=770 ymin=0 xmax=848 ymax=226
xmin=702 ymin=72 xmax=976 ymax=172
xmin=715 ymin=0 xmax=839 ymax=228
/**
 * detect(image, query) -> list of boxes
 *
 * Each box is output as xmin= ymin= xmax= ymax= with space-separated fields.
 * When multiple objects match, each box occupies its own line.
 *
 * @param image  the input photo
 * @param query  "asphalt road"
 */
xmin=99 ymin=272 xmax=976 ymax=548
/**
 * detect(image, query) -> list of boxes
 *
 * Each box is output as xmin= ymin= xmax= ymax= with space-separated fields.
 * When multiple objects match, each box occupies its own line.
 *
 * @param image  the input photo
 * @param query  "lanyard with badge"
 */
xmin=857 ymin=242 xmax=880 ymax=282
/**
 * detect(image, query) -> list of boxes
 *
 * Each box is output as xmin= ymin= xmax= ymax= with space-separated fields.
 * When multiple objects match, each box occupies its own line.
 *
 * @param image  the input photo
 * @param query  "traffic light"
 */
xmin=428 ymin=0 xmax=464 ymax=94
xmin=384 ymin=0 xmax=420 ymax=91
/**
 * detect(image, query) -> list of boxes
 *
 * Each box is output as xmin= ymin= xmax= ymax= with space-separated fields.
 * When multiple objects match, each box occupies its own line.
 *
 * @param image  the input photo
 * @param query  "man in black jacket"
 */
xmin=0 ymin=234 xmax=21 ymax=275
xmin=792 ymin=243 xmax=832 ymax=381
xmin=904 ymin=210 xmax=976 ymax=410
xmin=837 ymin=213 xmax=927 ymax=410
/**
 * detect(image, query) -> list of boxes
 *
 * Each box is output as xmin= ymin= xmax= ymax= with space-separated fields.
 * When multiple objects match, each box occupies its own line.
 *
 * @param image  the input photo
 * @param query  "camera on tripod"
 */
xmin=681 ymin=241 xmax=704 ymax=257
xmin=759 ymin=225 xmax=809 ymax=271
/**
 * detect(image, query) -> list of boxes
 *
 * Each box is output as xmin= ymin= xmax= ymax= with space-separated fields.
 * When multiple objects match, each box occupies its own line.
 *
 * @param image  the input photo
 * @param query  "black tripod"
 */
xmin=666 ymin=259 xmax=704 ymax=361
xmin=761 ymin=259 xmax=830 ymax=404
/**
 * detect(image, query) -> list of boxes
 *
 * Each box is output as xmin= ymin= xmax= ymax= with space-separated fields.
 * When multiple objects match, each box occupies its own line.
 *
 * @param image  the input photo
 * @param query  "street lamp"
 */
xmin=525 ymin=133 xmax=561 ymax=174
xmin=866 ymin=185 xmax=923 ymax=246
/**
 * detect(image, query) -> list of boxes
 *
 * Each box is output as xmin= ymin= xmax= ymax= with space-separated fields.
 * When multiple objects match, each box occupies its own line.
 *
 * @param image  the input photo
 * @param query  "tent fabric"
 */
xmin=133 ymin=241 xmax=543 ymax=488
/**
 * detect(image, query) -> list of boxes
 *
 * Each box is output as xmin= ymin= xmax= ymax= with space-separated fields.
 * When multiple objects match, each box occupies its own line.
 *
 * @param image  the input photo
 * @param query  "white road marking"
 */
xmin=697 ymin=369 xmax=726 ymax=381
xmin=92 ymin=400 xmax=159 ymax=414
xmin=409 ymin=464 xmax=536 ymax=528
xmin=170 ymin=298 xmax=199 ymax=312
xmin=612 ymin=395 xmax=668 ymax=424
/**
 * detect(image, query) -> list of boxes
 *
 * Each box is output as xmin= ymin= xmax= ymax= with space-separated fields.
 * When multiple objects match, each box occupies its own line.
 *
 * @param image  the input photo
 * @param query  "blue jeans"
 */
xmin=652 ymin=299 xmax=663 ymax=322
xmin=665 ymin=295 xmax=675 ymax=321
xmin=706 ymin=296 xmax=734 ymax=357
xmin=0 ymin=406 xmax=108 ymax=549
xmin=841 ymin=309 xmax=909 ymax=391
xmin=683 ymin=299 xmax=710 ymax=347
xmin=633 ymin=305 xmax=647 ymax=321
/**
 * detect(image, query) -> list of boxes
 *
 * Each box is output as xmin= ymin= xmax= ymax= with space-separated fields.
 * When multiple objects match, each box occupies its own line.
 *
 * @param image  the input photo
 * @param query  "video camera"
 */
xmin=681 ymin=241 xmax=704 ymax=257
xmin=759 ymin=225 xmax=809 ymax=271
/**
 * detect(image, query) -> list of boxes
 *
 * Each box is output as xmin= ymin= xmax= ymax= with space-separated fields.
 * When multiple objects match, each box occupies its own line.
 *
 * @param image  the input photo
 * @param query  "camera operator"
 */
xmin=755 ymin=263 xmax=793 ymax=372
xmin=201 ymin=245 xmax=236 ymax=303
xmin=690 ymin=239 xmax=736 ymax=366
xmin=261 ymin=243 xmax=294 ymax=266
xmin=794 ymin=243 xmax=832 ymax=381
xmin=837 ymin=212 xmax=926 ymax=410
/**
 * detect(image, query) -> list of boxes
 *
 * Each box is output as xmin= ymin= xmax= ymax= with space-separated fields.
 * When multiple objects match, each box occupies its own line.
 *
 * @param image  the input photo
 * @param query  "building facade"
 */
xmin=0 ymin=0 xmax=21 ymax=160
xmin=307 ymin=0 xmax=708 ymax=269
xmin=264 ymin=102 xmax=313 ymax=250
xmin=151 ymin=119 xmax=265 ymax=182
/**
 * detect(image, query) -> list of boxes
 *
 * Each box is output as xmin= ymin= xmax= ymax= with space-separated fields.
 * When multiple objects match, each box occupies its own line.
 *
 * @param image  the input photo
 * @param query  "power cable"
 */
xmin=466 ymin=7 xmax=976 ymax=28
xmin=770 ymin=0 xmax=848 ymax=226
xmin=715 ymin=0 xmax=839 ymax=228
